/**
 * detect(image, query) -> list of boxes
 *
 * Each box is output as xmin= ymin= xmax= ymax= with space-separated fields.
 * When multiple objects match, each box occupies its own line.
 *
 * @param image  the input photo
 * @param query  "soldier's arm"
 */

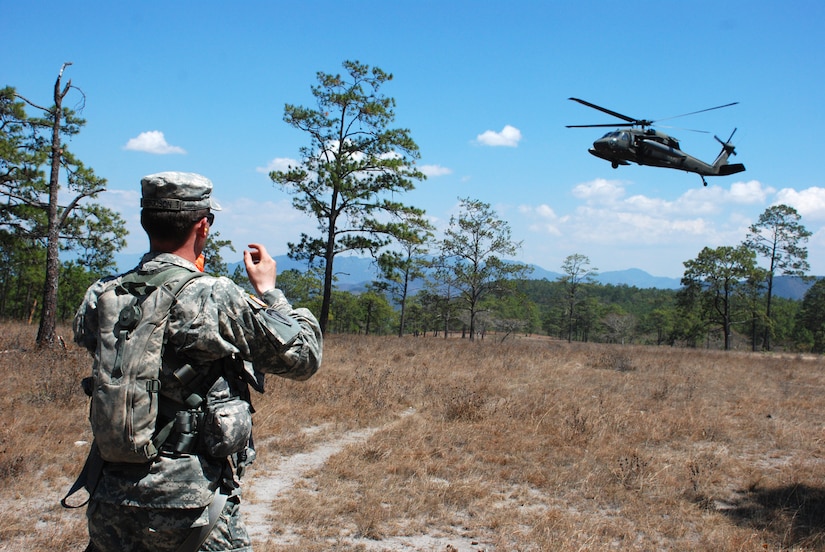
xmin=170 ymin=277 xmax=322 ymax=381
xmin=248 ymin=288 xmax=323 ymax=381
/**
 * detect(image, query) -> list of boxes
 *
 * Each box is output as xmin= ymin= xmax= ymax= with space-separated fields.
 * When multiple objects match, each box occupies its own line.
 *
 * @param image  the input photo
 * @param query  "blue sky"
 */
xmin=4 ymin=1 xmax=825 ymax=278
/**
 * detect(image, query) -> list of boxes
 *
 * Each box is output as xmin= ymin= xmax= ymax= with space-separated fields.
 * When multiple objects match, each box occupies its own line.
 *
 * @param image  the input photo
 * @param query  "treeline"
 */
xmin=261 ymin=267 xmax=824 ymax=353
xmin=2 ymin=243 xmax=824 ymax=354
xmin=517 ymin=278 xmax=806 ymax=350
xmin=0 ymin=242 xmax=109 ymax=325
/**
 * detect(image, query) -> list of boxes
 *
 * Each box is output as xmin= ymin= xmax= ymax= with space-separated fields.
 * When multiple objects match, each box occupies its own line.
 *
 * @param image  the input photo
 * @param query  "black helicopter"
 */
xmin=567 ymin=97 xmax=745 ymax=186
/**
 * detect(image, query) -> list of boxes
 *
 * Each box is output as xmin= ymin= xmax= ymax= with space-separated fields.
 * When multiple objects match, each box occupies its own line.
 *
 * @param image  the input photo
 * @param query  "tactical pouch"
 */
xmin=200 ymin=396 xmax=253 ymax=458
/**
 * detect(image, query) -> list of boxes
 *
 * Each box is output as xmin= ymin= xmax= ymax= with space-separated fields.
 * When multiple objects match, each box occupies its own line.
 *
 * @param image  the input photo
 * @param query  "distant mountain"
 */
xmin=115 ymin=253 xmax=818 ymax=300
xmin=591 ymin=270 xmax=816 ymax=299
xmin=268 ymin=257 xmax=690 ymax=292
xmin=513 ymin=265 xmax=682 ymax=289
xmin=522 ymin=264 xmax=561 ymax=281
xmin=772 ymin=275 xmax=819 ymax=300
xmin=597 ymin=268 xmax=681 ymax=290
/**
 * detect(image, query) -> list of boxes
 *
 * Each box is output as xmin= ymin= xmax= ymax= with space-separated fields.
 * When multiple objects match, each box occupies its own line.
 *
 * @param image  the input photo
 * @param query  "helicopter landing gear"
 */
xmin=612 ymin=162 xmax=618 ymax=169
xmin=701 ymin=176 xmax=708 ymax=187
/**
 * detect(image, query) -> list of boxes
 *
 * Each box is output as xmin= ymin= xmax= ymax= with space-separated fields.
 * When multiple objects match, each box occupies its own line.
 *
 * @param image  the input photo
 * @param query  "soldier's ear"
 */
xmin=196 ymin=217 xmax=210 ymax=238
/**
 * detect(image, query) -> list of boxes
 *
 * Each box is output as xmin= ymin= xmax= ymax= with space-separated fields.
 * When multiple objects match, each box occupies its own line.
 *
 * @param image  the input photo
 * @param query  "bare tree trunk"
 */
xmin=763 ymin=271 xmax=774 ymax=351
xmin=320 ymin=251 xmax=333 ymax=334
xmin=397 ymin=272 xmax=410 ymax=338
xmin=36 ymin=62 xmax=72 ymax=347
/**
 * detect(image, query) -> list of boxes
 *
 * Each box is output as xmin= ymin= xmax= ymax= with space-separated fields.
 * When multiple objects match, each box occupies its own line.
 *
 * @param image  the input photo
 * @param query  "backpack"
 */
xmin=88 ymin=265 xmax=204 ymax=464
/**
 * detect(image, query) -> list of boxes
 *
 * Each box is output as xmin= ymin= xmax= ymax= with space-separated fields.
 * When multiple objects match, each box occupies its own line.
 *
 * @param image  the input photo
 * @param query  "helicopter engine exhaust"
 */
xmin=641 ymin=139 xmax=685 ymax=161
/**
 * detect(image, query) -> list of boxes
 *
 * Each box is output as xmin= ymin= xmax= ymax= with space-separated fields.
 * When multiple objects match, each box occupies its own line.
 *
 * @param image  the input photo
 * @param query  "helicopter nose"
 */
xmin=593 ymin=137 xmax=613 ymax=153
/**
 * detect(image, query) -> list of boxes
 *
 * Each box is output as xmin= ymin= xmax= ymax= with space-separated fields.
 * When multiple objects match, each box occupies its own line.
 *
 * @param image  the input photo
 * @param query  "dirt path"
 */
xmin=243 ymin=425 xmax=380 ymax=541
xmin=241 ymin=408 xmax=489 ymax=551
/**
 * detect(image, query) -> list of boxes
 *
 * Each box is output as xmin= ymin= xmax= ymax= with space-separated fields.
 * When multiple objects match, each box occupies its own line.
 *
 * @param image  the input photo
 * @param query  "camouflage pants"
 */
xmin=86 ymin=495 xmax=252 ymax=552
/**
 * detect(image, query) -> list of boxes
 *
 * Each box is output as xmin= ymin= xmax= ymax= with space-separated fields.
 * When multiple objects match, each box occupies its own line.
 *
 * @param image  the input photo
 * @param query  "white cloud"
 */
xmin=516 ymin=178 xmax=774 ymax=252
xmin=625 ymin=193 xmax=668 ymax=212
xmin=809 ymin=226 xmax=825 ymax=251
xmin=420 ymin=164 xmax=453 ymax=177
xmin=257 ymin=157 xmax=299 ymax=173
xmin=670 ymin=217 xmax=712 ymax=235
xmin=476 ymin=125 xmax=522 ymax=147
xmin=519 ymin=203 xmax=558 ymax=219
xmin=727 ymin=180 xmax=774 ymax=204
xmin=775 ymin=186 xmax=825 ymax=222
xmin=510 ymin=178 xmax=825 ymax=276
xmin=529 ymin=222 xmax=563 ymax=236
xmin=123 ymin=131 xmax=186 ymax=154
xmin=674 ymin=180 xmax=774 ymax=215
xmin=675 ymin=187 xmax=727 ymax=216
xmin=519 ymin=204 xmax=563 ymax=237
xmin=571 ymin=178 xmax=626 ymax=202
xmin=535 ymin=204 xmax=557 ymax=218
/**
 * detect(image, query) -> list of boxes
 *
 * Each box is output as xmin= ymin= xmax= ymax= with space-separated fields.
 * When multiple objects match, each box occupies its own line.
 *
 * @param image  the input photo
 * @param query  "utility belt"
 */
xmin=159 ymin=395 xmax=253 ymax=459
xmin=157 ymin=359 xmax=255 ymax=460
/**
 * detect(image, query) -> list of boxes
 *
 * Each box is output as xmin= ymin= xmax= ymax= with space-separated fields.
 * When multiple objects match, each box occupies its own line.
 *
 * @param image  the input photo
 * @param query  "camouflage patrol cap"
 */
xmin=140 ymin=171 xmax=222 ymax=211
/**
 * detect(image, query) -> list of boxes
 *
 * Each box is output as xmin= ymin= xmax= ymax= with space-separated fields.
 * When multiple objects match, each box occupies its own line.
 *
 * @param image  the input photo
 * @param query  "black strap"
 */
xmin=61 ymin=442 xmax=104 ymax=509
xmin=175 ymin=488 xmax=228 ymax=552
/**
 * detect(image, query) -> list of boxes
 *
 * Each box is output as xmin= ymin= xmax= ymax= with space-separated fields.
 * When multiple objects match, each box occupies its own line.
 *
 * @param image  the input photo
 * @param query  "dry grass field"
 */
xmin=3 ymin=322 xmax=825 ymax=551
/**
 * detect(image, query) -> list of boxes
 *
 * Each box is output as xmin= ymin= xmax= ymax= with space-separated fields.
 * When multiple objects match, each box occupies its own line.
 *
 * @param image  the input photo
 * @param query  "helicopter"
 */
xmin=566 ymin=97 xmax=745 ymax=186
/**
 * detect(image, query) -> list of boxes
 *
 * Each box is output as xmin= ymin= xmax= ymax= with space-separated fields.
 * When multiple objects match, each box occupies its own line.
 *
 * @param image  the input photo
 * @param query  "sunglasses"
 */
xmin=204 ymin=212 xmax=215 ymax=226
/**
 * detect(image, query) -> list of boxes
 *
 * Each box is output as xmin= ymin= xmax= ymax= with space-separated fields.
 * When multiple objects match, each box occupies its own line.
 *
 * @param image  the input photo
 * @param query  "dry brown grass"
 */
xmin=3 ymin=323 xmax=825 ymax=551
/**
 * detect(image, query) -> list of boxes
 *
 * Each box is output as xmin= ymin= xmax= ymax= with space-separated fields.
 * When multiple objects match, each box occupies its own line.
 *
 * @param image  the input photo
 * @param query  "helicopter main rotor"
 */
xmin=566 ymin=97 xmax=738 ymax=130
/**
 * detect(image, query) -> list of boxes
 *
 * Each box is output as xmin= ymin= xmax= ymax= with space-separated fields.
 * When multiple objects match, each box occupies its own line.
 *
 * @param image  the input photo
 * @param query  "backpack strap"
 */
xmin=175 ymin=488 xmax=228 ymax=552
xmin=118 ymin=265 xmax=201 ymax=296
xmin=136 ymin=267 xmax=206 ymax=458
xmin=61 ymin=441 xmax=104 ymax=509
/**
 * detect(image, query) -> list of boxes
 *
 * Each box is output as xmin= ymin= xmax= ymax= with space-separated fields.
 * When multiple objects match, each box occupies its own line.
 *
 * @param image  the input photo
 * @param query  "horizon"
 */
xmin=114 ymin=251 xmax=821 ymax=293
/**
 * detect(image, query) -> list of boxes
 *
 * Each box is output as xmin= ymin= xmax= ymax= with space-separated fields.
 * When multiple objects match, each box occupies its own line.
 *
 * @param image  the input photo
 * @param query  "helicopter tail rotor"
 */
xmin=715 ymin=128 xmax=738 ymax=155
xmin=713 ymin=128 xmax=746 ymax=176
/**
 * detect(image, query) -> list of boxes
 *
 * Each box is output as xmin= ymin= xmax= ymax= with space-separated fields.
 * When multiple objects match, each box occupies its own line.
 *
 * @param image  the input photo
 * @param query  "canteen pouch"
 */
xmin=200 ymin=396 xmax=253 ymax=458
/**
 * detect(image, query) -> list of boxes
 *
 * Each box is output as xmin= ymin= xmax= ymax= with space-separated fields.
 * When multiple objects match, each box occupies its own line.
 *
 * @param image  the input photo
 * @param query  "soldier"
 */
xmin=72 ymin=171 xmax=322 ymax=551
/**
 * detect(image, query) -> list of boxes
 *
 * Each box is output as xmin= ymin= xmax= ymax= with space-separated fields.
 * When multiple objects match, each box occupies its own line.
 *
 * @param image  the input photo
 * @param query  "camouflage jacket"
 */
xmin=73 ymin=252 xmax=323 ymax=508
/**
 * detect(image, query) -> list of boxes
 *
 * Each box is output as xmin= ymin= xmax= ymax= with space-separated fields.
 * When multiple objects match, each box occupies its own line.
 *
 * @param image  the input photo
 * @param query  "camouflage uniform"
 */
xmin=73 ymin=172 xmax=323 ymax=552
